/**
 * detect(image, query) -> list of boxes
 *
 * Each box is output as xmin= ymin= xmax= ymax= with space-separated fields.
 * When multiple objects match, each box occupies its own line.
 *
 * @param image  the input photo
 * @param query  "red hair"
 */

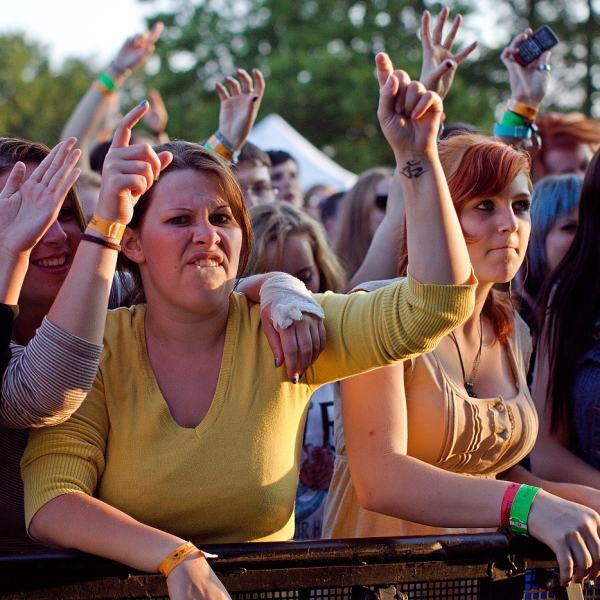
xmin=532 ymin=112 xmax=600 ymax=181
xmin=399 ymin=133 xmax=531 ymax=344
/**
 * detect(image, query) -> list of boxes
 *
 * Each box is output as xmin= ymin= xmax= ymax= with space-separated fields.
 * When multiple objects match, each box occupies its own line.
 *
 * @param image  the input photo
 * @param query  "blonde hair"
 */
xmin=245 ymin=202 xmax=346 ymax=293
xmin=334 ymin=167 xmax=393 ymax=279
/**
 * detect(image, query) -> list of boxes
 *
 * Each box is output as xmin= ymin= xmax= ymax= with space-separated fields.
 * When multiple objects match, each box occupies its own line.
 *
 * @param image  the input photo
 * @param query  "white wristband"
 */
xmin=259 ymin=274 xmax=325 ymax=331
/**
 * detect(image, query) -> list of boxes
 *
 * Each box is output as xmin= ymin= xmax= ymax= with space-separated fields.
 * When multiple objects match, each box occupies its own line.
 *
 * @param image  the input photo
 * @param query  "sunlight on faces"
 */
xmin=264 ymin=232 xmax=320 ymax=293
xmin=458 ymin=173 xmax=532 ymax=285
xmin=235 ymin=163 xmax=275 ymax=208
xmin=125 ymin=169 xmax=243 ymax=314
xmin=271 ymin=159 xmax=303 ymax=208
xmin=0 ymin=162 xmax=80 ymax=309
xmin=544 ymin=205 xmax=579 ymax=272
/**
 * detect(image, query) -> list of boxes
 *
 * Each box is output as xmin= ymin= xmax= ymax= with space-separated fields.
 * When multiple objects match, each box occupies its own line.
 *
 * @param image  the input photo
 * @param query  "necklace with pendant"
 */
xmin=449 ymin=313 xmax=483 ymax=398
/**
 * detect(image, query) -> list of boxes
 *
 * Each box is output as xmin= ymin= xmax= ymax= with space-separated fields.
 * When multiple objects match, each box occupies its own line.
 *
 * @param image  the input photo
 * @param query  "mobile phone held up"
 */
xmin=515 ymin=25 xmax=559 ymax=66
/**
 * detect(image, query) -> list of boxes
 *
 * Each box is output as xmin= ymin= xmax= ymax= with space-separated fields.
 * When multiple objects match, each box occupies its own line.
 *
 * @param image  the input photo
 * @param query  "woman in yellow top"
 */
xmin=22 ymin=68 xmax=476 ymax=598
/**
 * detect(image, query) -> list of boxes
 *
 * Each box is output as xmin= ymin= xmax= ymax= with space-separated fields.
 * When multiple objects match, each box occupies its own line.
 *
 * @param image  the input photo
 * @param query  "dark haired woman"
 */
xmin=530 ymin=148 xmax=600 ymax=503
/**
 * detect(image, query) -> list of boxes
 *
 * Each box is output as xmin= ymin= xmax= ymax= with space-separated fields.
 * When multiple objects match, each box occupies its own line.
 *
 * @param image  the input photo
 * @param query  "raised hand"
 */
xmin=376 ymin=61 xmax=443 ymax=159
xmin=501 ymin=29 xmax=550 ymax=109
xmin=419 ymin=7 xmax=477 ymax=100
xmin=0 ymin=138 xmax=81 ymax=260
xmin=215 ymin=68 xmax=265 ymax=151
xmin=97 ymin=102 xmax=172 ymax=225
xmin=110 ymin=22 xmax=164 ymax=75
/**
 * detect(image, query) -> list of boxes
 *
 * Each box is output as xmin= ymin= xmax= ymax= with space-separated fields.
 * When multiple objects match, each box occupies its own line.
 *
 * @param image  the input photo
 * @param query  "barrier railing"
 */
xmin=0 ymin=533 xmax=589 ymax=599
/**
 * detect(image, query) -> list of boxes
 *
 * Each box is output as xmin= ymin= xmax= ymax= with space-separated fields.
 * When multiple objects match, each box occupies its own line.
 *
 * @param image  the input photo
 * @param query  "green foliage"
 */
xmin=0 ymin=35 xmax=93 ymax=146
xmin=143 ymin=0 xmax=497 ymax=173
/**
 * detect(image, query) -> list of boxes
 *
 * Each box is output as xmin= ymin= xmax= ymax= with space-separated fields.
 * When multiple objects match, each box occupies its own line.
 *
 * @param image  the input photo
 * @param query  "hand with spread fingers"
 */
xmin=0 ymin=139 xmax=81 ymax=260
xmin=501 ymin=29 xmax=551 ymax=109
xmin=215 ymin=68 xmax=265 ymax=152
xmin=419 ymin=7 xmax=477 ymax=100
xmin=376 ymin=61 xmax=443 ymax=159
xmin=98 ymin=101 xmax=173 ymax=226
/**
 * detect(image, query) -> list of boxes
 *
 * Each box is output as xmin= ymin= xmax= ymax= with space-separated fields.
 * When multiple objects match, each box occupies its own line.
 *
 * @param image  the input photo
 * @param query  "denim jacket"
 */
xmin=570 ymin=319 xmax=600 ymax=469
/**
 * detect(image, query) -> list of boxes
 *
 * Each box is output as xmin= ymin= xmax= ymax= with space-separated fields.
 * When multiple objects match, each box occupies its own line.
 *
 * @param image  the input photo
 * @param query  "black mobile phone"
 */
xmin=514 ymin=25 xmax=559 ymax=66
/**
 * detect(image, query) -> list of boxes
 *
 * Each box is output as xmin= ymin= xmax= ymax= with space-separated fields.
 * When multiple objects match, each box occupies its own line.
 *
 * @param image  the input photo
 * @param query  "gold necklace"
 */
xmin=449 ymin=313 xmax=483 ymax=398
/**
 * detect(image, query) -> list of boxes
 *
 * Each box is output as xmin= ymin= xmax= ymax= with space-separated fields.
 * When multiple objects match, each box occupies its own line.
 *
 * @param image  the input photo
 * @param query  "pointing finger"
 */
xmin=111 ymin=100 xmax=149 ymax=149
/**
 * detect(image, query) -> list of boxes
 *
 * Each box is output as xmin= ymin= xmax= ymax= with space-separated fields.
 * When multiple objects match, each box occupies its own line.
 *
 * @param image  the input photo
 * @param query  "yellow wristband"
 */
xmin=88 ymin=214 xmax=127 ymax=240
xmin=158 ymin=542 xmax=205 ymax=578
xmin=204 ymin=134 xmax=233 ymax=162
xmin=506 ymin=99 xmax=539 ymax=121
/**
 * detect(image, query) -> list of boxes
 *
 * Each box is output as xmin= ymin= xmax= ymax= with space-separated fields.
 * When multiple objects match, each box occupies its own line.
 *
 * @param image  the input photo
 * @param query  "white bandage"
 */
xmin=259 ymin=273 xmax=325 ymax=331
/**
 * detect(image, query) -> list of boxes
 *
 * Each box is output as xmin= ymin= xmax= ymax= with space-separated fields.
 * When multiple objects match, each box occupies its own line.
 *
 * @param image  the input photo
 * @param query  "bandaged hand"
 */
xmin=259 ymin=273 xmax=326 ymax=382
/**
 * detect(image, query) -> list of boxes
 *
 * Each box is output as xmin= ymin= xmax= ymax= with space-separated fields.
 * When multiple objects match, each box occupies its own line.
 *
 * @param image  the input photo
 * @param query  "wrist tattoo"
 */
xmin=399 ymin=160 xmax=425 ymax=179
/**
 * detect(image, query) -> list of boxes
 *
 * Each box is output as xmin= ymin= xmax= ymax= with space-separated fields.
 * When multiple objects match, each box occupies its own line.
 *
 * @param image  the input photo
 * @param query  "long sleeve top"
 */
xmin=23 ymin=274 xmax=476 ymax=541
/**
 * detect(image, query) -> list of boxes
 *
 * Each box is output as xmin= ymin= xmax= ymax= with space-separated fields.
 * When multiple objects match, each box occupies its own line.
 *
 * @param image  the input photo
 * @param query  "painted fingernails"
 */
xmin=274 ymin=358 xmax=278 ymax=368
xmin=291 ymin=376 xmax=298 ymax=384
xmin=140 ymin=100 xmax=148 ymax=107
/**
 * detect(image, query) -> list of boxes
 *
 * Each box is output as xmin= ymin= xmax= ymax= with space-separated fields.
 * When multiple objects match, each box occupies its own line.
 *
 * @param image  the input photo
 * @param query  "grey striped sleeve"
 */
xmin=0 ymin=318 xmax=103 ymax=429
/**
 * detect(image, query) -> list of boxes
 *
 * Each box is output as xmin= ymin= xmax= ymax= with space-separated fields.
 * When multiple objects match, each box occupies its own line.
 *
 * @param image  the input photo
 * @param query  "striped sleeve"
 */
xmin=0 ymin=317 xmax=103 ymax=429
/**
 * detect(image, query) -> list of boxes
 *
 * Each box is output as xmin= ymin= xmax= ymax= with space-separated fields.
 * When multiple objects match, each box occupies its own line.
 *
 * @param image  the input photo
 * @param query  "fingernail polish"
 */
xmin=291 ymin=377 xmax=297 ymax=384
xmin=299 ymin=374 xmax=304 ymax=380
xmin=155 ymin=173 xmax=160 ymax=181
xmin=140 ymin=100 xmax=148 ymax=107
xmin=274 ymin=358 xmax=278 ymax=368
xmin=446 ymin=60 xmax=453 ymax=68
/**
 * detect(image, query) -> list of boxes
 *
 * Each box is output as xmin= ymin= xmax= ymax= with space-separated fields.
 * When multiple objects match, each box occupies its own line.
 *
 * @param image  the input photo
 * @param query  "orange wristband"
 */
xmin=506 ymin=99 xmax=539 ymax=121
xmin=204 ymin=134 xmax=233 ymax=162
xmin=88 ymin=214 xmax=127 ymax=240
xmin=158 ymin=541 xmax=206 ymax=578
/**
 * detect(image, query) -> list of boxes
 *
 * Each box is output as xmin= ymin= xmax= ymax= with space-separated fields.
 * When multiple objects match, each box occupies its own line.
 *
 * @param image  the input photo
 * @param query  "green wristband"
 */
xmin=97 ymin=72 xmax=117 ymax=92
xmin=501 ymin=111 xmax=527 ymax=127
xmin=509 ymin=484 xmax=540 ymax=534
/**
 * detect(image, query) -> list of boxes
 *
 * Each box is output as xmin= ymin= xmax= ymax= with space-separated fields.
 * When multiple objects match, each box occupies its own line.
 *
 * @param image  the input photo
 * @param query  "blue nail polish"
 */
xmin=291 ymin=377 xmax=297 ymax=384
xmin=299 ymin=374 xmax=304 ymax=380
xmin=155 ymin=173 xmax=160 ymax=181
xmin=140 ymin=100 xmax=148 ymax=107
xmin=274 ymin=358 xmax=278 ymax=368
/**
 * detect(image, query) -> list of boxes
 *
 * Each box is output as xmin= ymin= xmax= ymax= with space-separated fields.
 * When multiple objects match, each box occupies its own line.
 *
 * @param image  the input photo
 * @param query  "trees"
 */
xmin=142 ymin=0 xmax=494 ymax=172
xmin=0 ymin=35 xmax=93 ymax=146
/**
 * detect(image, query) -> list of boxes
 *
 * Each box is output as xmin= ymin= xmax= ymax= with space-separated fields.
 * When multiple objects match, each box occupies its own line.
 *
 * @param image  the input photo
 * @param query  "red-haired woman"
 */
xmin=323 ymin=67 xmax=600 ymax=582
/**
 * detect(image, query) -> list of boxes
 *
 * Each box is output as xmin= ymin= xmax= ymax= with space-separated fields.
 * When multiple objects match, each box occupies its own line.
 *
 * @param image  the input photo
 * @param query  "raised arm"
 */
xmin=61 ymin=23 xmax=163 ymax=171
xmin=496 ymin=29 xmax=550 ymax=149
xmin=349 ymin=10 xmax=476 ymax=289
xmin=1 ymin=104 xmax=172 ymax=428
xmin=379 ymin=68 xmax=471 ymax=284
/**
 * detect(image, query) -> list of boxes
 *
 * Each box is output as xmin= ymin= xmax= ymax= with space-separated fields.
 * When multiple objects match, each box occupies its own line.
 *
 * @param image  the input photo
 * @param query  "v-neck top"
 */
xmin=22 ymin=274 xmax=476 ymax=543
xmin=322 ymin=312 xmax=537 ymax=539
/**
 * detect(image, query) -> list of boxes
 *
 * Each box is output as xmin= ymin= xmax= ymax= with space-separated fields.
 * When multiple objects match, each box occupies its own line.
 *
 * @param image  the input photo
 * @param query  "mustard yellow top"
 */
xmin=22 ymin=274 xmax=475 ymax=543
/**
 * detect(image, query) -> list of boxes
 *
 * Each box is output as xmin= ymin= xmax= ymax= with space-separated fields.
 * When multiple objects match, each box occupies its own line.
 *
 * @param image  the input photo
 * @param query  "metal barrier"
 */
xmin=0 ymin=533 xmax=592 ymax=599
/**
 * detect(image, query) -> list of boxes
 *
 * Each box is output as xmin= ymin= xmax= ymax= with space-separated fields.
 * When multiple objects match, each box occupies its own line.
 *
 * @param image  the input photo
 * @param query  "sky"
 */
xmin=0 ymin=0 xmax=169 ymax=70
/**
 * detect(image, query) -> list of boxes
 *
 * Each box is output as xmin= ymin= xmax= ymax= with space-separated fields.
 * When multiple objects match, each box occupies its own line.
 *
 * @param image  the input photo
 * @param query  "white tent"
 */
xmin=247 ymin=113 xmax=357 ymax=193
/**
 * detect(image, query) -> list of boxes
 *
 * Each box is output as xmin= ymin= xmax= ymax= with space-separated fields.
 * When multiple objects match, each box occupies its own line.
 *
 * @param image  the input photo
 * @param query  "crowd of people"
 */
xmin=3 ymin=8 xmax=600 ymax=599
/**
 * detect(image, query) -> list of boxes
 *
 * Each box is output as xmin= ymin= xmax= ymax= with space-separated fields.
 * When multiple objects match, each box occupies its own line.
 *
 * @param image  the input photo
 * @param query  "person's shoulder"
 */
xmin=104 ymin=304 xmax=146 ymax=349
